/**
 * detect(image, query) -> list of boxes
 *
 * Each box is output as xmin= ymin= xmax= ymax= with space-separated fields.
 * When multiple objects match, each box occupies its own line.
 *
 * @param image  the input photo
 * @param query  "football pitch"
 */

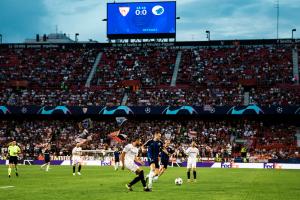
xmin=0 ymin=166 xmax=300 ymax=200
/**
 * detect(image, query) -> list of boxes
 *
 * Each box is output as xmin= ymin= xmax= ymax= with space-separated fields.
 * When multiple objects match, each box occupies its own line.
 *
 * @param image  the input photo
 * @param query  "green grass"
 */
xmin=0 ymin=166 xmax=300 ymax=200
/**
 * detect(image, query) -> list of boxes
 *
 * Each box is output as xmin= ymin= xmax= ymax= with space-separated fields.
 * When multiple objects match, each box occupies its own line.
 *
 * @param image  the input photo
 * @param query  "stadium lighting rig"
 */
xmin=292 ymin=29 xmax=296 ymax=40
xmin=75 ymin=33 xmax=79 ymax=42
xmin=206 ymin=30 xmax=210 ymax=41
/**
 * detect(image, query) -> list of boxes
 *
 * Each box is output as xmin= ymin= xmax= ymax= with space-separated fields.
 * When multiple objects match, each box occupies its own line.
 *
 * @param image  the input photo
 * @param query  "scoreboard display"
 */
xmin=107 ymin=1 xmax=176 ymax=39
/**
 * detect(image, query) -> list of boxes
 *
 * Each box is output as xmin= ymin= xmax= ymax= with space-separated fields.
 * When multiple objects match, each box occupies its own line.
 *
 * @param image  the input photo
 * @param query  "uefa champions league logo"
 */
xmin=145 ymin=107 xmax=151 ymax=114
xmin=21 ymin=107 xmax=28 ymax=114
xmin=0 ymin=106 xmax=10 ymax=114
xmin=227 ymin=104 xmax=264 ymax=115
xmin=276 ymin=107 xmax=283 ymax=113
xmin=37 ymin=106 xmax=71 ymax=115
xmin=99 ymin=106 xmax=134 ymax=115
xmin=162 ymin=106 xmax=198 ymax=115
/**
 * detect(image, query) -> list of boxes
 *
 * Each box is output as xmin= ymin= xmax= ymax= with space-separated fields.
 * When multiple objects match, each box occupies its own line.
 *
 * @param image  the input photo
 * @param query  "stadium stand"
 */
xmin=0 ymin=120 xmax=298 ymax=162
xmin=1 ymin=44 xmax=299 ymax=106
xmin=0 ymin=41 xmax=299 ymax=163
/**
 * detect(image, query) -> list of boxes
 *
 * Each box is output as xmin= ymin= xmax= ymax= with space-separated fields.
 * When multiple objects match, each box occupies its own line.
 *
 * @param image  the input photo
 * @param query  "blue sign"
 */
xmin=227 ymin=105 xmax=264 ymax=115
xmin=0 ymin=105 xmax=300 ymax=117
xmin=99 ymin=106 xmax=134 ymax=115
xmin=162 ymin=106 xmax=198 ymax=115
xmin=38 ymin=106 xmax=72 ymax=115
xmin=107 ymin=1 xmax=176 ymax=38
xmin=0 ymin=106 xmax=10 ymax=114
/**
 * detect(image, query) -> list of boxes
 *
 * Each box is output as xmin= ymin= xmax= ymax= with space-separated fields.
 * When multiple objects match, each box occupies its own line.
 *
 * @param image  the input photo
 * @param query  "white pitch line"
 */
xmin=0 ymin=186 xmax=15 ymax=189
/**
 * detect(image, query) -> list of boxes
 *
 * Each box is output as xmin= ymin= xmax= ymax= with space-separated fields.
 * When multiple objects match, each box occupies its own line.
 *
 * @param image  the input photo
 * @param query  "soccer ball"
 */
xmin=175 ymin=177 xmax=183 ymax=185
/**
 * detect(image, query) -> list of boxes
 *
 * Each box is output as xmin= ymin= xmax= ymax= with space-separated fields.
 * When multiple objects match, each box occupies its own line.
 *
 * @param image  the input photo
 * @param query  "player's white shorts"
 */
xmin=125 ymin=160 xmax=139 ymax=173
xmin=72 ymin=156 xmax=83 ymax=165
xmin=187 ymin=159 xmax=197 ymax=168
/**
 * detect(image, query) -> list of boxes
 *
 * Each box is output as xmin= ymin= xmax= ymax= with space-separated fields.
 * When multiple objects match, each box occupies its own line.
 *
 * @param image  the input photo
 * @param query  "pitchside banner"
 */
xmin=1 ymin=160 xmax=300 ymax=169
xmin=0 ymin=105 xmax=300 ymax=116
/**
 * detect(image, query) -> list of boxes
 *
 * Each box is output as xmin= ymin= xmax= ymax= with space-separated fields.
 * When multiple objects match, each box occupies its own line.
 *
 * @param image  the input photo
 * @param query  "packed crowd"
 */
xmin=126 ymin=87 xmax=244 ymax=106
xmin=1 ymin=86 xmax=300 ymax=106
xmin=0 ymin=120 xmax=298 ymax=162
xmin=92 ymin=47 xmax=177 ymax=87
xmin=0 ymin=45 xmax=299 ymax=106
xmin=249 ymin=87 xmax=300 ymax=106
xmin=178 ymin=46 xmax=294 ymax=86
xmin=0 ymin=47 xmax=97 ymax=88
xmin=0 ymin=88 xmax=124 ymax=106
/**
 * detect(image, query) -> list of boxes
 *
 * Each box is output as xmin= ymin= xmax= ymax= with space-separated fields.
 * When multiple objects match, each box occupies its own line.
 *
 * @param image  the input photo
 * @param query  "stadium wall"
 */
xmin=0 ymin=38 xmax=299 ymax=49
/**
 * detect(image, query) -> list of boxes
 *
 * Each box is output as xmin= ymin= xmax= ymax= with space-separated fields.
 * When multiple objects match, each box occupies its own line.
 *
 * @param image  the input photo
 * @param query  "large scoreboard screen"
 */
xmin=107 ymin=1 xmax=176 ymax=39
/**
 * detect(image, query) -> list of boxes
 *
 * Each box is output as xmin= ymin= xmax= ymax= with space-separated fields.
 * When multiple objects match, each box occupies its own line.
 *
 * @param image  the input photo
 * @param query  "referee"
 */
xmin=8 ymin=140 xmax=21 ymax=178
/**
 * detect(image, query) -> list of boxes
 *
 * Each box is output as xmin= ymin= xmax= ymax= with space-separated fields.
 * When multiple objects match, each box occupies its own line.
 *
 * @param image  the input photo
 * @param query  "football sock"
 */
xmin=8 ymin=167 xmax=11 ymax=176
xmin=148 ymin=170 xmax=155 ymax=188
xmin=46 ymin=164 xmax=49 ymax=172
xmin=73 ymin=166 xmax=76 ymax=173
xmin=187 ymin=171 xmax=191 ymax=179
xmin=139 ymin=170 xmax=147 ymax=187
xmin=78 ymin=165 xmax=81 ymax=172
xmin=193 ymin=171 xmax=197 ymax=179
xmin=129 ymin=176 xmax=141 ymax=186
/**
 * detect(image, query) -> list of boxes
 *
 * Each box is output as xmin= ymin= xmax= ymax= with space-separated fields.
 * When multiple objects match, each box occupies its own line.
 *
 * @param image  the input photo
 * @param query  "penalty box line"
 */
xmin=0 ymin=186 xmax=15 ymax=189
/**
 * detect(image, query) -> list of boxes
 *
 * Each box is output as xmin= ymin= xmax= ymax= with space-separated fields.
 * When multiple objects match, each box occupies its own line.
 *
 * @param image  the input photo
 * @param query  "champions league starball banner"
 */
xmin=1 ymin=105 xmax=300 ymax=116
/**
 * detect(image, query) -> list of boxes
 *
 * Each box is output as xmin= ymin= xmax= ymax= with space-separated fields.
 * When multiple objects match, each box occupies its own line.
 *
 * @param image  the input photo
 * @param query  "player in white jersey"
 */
xmin=185 ymin=141 xmax=199 ymax=182
xmin=121 ymin=137 xmax=150 ymax=192
xmin=72 ymin=143 xmax=83 ymax=176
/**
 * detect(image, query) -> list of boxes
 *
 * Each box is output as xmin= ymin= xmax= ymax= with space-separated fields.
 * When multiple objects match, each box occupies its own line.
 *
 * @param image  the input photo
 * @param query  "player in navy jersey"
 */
xmin=159 ymin=139 xmax=174 ymax=177
xmin=113 ymin=148 xmax=121 ymax=171
xmin=142 ymin=132 xmax=163 ymax=189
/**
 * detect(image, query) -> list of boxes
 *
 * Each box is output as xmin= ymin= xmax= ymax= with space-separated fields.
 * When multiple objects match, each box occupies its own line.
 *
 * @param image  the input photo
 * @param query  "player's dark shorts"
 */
xmin=115 ymin=158 xmax=119 ymax=162
xmin=161 ymin=160 xmax=168 ymax=169
xmin=148 ymin=157 xmax=159 ymax=168
xmin=9 ymin=156 xmax=18 ymax=165
xmin=45 ymin=157 xmax=50 ymax=163
xmin=241 ymin=152 xmax=247 ymax=158
xmin=223 ymin=152 xmax=229 ymax=158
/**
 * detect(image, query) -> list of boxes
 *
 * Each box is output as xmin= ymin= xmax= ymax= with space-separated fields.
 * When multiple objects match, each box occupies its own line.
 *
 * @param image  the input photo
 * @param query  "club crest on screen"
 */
xmin=119 ymin=7 xmax=130 ymax=16
xmin=152 ymin=5 xmax=164 ymax=16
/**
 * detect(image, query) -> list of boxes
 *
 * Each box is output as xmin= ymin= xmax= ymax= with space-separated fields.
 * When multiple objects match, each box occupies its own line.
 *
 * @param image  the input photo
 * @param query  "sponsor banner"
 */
xmin=213 ymin=162 xmax=300 ymax=169
xmin=33 ymin=160 xmax=64 ymax=165
xmin=276 ymin=163 xmax=300 ymax=169
xmin=0 ymin=160 xmax=7 ymax=165
xmin=218 ymin=162 xmax=262 ymax=169
xmin=181 ymin=162 xmax=214 ymax=168
xmin=60 ymin=160 xmax=112 ymax=166
xmin=1 ymin=105 xmax=300 ymax=116
xmin=1 ymin=160 xmax=300 ymax=169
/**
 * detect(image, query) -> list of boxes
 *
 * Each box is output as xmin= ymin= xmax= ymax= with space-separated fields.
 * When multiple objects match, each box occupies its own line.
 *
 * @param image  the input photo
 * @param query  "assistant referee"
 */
xmin=8 ymin=140 xmax=21 ymax=178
